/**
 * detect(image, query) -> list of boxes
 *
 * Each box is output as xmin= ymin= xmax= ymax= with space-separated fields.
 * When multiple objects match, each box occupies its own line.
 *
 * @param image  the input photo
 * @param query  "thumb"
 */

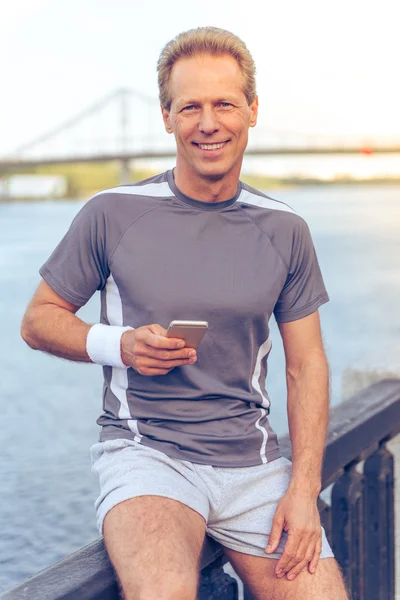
xmin=265 ymin=513 xmax=284 ymax=554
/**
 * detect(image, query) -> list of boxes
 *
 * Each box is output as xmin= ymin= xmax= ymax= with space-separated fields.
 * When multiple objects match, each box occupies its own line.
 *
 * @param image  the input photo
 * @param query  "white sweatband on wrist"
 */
xmin=86 ymin=323 xmax=133 ymax=368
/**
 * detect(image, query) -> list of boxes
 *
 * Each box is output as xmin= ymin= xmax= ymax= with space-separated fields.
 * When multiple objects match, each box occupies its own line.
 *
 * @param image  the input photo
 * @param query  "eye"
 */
xmin=182 ymin=105 xmax=197 ymax=112
xmin=218 ymin=102 xmax=232 ymax=108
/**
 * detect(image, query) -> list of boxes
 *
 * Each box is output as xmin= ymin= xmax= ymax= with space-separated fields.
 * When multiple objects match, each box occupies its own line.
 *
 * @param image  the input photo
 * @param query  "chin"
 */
xmin=200 ymin=170 xmax=226 ymax=182
xmin=197 ymin=163 xmax=234 ymax=182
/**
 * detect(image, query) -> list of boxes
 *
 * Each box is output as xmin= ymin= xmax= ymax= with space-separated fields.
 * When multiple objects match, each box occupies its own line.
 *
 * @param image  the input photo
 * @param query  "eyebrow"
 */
xmin=177 ymin=99 xmax=198 ymax=107
xmin=177 ymin=97 xmax=238 ymax=108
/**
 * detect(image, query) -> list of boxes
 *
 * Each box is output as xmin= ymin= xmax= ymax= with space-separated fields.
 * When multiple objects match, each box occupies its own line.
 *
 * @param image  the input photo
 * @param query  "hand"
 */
xmin=121 ymin=323 xmax=197 ymax=375
xmin=265 ymin=488 xmax=322 ymax=580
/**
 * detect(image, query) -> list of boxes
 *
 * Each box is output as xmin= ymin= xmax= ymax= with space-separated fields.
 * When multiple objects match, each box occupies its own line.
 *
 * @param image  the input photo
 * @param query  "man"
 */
xmin=21 ymin=27 xmax=348 ymax=600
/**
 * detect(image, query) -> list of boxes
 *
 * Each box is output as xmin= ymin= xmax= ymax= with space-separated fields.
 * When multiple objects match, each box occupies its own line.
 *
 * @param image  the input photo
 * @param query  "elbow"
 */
xmin=20 ymin=314 xmax=40 ymax=349
xmin=286 ymin=351 xmax=329 ymax=383
xmin=285 ymin=365 xmax=304 ymax=391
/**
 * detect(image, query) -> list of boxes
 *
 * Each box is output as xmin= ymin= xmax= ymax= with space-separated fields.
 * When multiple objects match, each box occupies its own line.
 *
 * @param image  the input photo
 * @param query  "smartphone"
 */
xmin=166 ymin=320 xmax=208 ymax=349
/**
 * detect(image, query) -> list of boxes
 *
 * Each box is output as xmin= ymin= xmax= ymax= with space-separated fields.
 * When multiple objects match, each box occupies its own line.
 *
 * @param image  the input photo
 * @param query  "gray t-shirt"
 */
xmin=40 ymin=169 xmax=329 ymax=467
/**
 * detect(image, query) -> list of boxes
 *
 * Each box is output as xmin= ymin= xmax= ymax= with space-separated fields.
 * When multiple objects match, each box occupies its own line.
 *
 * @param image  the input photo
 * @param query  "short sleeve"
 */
xmin=273 ymin=218 xmax=329 ymax=323
xmin=39 ymin=199 xmax=110 ymax=306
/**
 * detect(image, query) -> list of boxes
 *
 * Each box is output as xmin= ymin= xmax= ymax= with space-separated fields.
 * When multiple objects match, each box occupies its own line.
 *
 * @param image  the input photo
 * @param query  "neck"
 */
xmin=173 ymin=163 xmax=241 ymax=202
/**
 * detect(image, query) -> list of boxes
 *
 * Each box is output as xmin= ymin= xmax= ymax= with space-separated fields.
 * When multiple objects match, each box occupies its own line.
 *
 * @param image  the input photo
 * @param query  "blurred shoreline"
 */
xmin=1 ymin=168 xmax=400 ymax=203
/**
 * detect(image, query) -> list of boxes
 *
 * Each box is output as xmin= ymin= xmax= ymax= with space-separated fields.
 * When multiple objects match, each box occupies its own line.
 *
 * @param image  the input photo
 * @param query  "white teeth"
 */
xmin=198 ymin=142 xmax=225 ymax=150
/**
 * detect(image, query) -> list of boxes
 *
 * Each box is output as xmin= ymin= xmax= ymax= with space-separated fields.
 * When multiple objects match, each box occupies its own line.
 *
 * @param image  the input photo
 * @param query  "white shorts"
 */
xmin=90 ymin=438 xmax=334 ymax=560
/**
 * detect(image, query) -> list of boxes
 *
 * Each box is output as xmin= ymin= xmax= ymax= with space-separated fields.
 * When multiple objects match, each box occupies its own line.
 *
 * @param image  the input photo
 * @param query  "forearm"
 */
xmin=286 ymin=351 xmax=329 ymax=497
xmin=21 ymin=303 xmax=91 ymax=362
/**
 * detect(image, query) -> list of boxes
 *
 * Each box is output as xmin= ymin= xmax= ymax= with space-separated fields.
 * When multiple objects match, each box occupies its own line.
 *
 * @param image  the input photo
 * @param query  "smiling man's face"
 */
xmin=162 ymin=53 xmax=258 ymax=192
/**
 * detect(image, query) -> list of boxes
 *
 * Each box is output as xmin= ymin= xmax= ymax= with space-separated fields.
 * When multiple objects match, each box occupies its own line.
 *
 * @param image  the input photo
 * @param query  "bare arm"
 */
xmin=21 ymin=279 xmax=91 ymax=361
xmin=266 ymin=310 xmax=329 ymax=581
xmin=280 ymin=310 xmax=329 ymax=497
xmin=21 ymin=280 xmax=197 ymax=371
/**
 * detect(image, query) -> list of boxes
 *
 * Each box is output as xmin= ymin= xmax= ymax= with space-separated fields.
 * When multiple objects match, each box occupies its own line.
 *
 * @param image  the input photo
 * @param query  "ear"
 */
xmin=161 ymin=105 xmax=173 ymax=134
xmin=249 ymin=95 xmax=258 ymax=128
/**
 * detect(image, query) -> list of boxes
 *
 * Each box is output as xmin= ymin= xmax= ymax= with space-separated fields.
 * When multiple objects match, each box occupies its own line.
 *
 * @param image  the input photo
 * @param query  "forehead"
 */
xmin=169 ymin=53 xmax=245 ymax=104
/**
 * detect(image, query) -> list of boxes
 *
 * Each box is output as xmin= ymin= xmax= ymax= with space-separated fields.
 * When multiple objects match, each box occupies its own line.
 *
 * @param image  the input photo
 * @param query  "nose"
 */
xmin=198 ymin=107 xmax=219 ymax=135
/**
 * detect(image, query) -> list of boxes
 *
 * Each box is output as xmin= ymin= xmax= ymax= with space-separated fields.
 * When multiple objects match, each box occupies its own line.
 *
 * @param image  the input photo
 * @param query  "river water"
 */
xmin=1 ymin=184 xmax=399 ymax=593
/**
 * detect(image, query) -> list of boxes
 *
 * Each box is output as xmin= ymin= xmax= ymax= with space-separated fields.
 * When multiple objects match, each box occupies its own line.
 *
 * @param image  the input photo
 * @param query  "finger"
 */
xmin=135 ymin=366 xmax=172 ymax=376
xmin=277 ymin=551 xmax=301 ymax=578
xmin=141 ymin=346 xmax=196 ymax=361
xmin=142 ymin=356 xmax=197 ymax=370
xmin=281 ymin=539 xmax=309 ymax=578
xmin=308 ymin=536 xmax=322 ymax=574
xmin=265 ymin=513 xmax=284 ymax=555
xmin=285 ymin=541 xmax=315 ymax=581
xmin=275 ymin=533 xmax=301 ymax=577
xmin=144 ymin=329 xmax=185 ymax=350
xmin=148 ymin=323 xmax=168 ymax=336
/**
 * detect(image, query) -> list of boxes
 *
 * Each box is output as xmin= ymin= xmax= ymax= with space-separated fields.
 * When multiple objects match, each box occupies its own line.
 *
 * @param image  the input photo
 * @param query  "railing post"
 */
xmin=331 ymin=462 xmax=365 ymax=600
xmin=318 ymin=496 xmax=333 ymax=546
xmin=363 ymin=443 xmax=395 ymax=600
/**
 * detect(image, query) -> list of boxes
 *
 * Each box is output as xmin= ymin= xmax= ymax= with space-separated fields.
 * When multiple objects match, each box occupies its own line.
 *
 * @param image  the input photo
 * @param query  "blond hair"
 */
xmin=157 ymin=27 xmax=257 ymax=110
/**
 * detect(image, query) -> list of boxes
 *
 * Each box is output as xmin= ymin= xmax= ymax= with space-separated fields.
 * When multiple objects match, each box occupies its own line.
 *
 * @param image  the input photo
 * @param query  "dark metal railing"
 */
xmin=2 ymin=379 xmax=399 ymax=600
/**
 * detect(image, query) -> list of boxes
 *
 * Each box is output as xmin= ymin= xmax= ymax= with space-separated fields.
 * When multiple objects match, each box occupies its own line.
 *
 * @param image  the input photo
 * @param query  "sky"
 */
xmin=1 ymin=0 xmax=399 ymax=175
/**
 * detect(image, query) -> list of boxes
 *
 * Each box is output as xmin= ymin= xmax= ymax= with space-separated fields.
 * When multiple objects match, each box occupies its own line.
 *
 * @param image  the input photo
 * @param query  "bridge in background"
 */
xmin=1 ymin=88 xmax=400 ymax=182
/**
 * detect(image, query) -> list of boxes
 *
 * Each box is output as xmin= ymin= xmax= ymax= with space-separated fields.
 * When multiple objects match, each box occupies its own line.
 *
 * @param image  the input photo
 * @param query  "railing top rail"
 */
xmin=279 ymin=378 xmax=400 ymax=488
xmin=2 ymin=379 xmax=399 ymax=599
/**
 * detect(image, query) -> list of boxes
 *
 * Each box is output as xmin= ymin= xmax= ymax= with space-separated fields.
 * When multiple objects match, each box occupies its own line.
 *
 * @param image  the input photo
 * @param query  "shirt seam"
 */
xmin=240 ymin=186 xmax=296 ymax=212
xmin=172 ymin=198 xmax=239 ymax=212
xmin=108 ymin=200 xmax=175 ymax=265
xmin=167 ymin=169 xmax=242 ymax=211
xmin=237 ymin=204 xmax=290 ymax=271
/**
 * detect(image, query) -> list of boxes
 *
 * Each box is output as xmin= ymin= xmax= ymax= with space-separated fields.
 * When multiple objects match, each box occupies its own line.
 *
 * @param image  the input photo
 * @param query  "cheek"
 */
xmin=225 ymin=115 xmax=250 ymax=137
xmin=174 ymin=118 xmax=194 ymax=140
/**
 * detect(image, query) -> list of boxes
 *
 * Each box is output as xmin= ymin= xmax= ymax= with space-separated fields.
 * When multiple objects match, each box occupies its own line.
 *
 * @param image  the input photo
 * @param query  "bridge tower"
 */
xmin=119 ymin=88 xmax=131 ymax=185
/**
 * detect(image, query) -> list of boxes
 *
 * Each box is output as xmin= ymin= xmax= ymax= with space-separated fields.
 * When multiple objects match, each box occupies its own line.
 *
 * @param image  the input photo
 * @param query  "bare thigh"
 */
xmin=224 ymin=548 xmax=349 ymax=600
xmin=103 ymin=495 xmax=207 ymax=600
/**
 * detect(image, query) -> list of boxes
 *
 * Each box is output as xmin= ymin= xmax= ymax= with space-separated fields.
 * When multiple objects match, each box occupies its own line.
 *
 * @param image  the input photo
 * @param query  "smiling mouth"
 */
xmin=193 ymin=141 xmax=228 ymax=150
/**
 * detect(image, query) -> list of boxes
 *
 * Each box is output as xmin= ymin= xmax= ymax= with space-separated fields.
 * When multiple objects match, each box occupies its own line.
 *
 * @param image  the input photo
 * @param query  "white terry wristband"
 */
xmin=86 ymin=323 xmax=133 ymax=368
